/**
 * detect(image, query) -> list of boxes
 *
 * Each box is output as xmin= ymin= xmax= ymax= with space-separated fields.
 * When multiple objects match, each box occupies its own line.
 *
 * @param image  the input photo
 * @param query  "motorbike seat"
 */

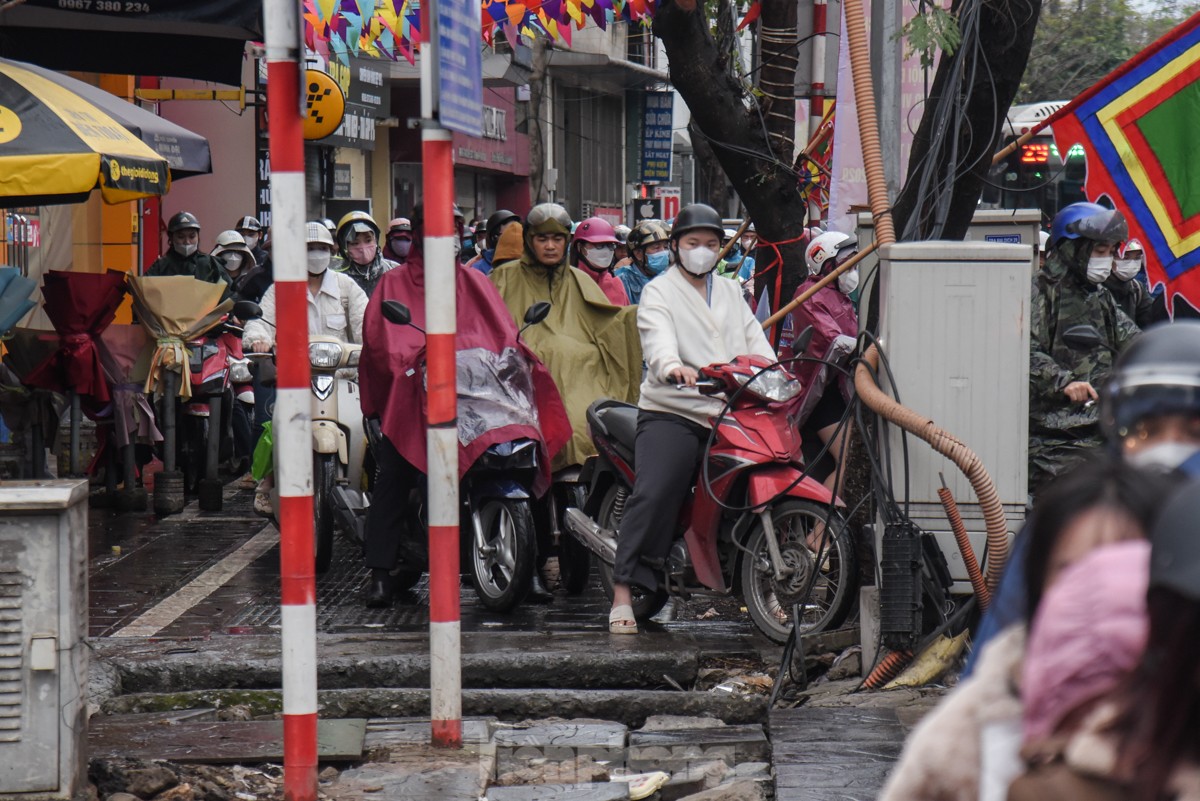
xmin=587 ymin=400 xmax=639 ymax=464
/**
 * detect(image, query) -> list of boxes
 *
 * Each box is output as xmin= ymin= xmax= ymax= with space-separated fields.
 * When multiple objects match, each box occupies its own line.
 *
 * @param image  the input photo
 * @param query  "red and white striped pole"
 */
xmin=264 ymin=0 xmax=319 ymax=797
xmin=420 ymin=0 xmax=463 ymax=750
xmin=809 ymin=0 xmax=828 ymax=224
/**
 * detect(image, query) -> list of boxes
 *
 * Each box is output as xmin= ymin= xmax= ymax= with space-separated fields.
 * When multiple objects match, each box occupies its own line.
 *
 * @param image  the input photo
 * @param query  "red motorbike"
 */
xmin=563 ymin=355 xmax=857 ymax=642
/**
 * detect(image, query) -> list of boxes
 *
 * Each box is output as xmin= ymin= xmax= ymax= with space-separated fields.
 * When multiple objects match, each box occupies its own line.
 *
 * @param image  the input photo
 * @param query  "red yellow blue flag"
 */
xmin=1050 ymin=11 xmax=1200 ymax=314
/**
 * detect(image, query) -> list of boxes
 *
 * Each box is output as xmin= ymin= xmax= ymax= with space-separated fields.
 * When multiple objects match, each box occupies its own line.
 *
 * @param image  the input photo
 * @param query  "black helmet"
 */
xmin=525 ymin=203 xmax=572 ymax=237
xmin=486 ymin=209 xmax=521 ymax=248
xmin=234 ymin=215 xmax=264 ymax=233
xmin=670 ymin=203 xmax=724 ymax=241
xmin=1149 ymin=478 xmax=1200 ymax=601
xmin=168 ymin=211 xmax=201 ymax=234
xmin=1101 ymin=321 xmax=1200 ymax=440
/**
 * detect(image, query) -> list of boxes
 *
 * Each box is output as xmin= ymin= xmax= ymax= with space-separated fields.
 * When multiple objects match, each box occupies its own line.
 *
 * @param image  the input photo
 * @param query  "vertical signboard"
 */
xmin=438 ymin=0 xmax=483 ymax=136
xmin=640 ymin=91 xmax=673 ymax=183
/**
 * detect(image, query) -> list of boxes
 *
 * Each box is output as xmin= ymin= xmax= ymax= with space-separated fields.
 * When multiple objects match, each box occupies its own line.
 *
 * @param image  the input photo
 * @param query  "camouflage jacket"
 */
xmin=1104 ymin=274 xmax=1156 ymax=329
xmin=1030 ymin=242 xmax=1140 ymax=436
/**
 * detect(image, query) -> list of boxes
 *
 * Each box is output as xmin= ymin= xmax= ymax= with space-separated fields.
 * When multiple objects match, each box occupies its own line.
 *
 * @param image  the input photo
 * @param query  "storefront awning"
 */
xmin=547 ymin=51 xmax=669 ymax=92
xmin=0 ymin=1 xmax=260 ymax=86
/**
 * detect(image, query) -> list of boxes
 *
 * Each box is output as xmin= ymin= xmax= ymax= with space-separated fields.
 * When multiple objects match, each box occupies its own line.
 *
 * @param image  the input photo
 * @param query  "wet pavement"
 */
xmin=83 ymin=482 xmax=939 ymax=800
xmin=86 ymin=483 xmax=758 ymax=642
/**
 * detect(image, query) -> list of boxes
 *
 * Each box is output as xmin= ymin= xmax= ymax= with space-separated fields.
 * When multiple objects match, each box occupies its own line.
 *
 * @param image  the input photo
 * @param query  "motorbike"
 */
xmin=563 ymin=354 xmax=858 ymax=642
xmin=241 ymin=309 xmax=366 ymax=575
xmin=334 ymin=299 xmax=553 ymax=611
xmin=171 ymin=304 xmax=254 ymax=511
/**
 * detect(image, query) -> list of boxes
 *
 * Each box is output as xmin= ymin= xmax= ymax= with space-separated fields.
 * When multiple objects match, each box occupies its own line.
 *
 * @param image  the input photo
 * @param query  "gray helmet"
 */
xmin=168 ymin=211 xmax=200 ymax=234
xmin=1101 ymin=321 xmax=1200 ymax=440
xmin=525 ymin=203 xmax=573 ymax=237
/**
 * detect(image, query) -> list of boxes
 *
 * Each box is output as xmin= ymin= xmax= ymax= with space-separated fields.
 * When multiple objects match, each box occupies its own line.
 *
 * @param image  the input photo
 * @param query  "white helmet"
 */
xmin=1038 ymin=230 xmax=1050 ymax=254
xmin=211 ymin=230 xmax=256 ymax=270
xmin=805 ymin=231 xmax=856 ymax=275
xmin=306 ymin=221 xmax=337 ymax=250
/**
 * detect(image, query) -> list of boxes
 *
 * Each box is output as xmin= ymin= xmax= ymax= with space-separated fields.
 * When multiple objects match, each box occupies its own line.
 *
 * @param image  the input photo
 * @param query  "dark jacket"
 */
xmin=147 ymin=248 xmax=231 ymax=289
xmin=1104 ymin=275 xmax=1155 ymax=328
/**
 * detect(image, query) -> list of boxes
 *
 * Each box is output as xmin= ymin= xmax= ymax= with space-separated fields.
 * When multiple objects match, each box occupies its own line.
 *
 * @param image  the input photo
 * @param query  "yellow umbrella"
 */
xmin=0 ymin=59 xmax=171 ymax=205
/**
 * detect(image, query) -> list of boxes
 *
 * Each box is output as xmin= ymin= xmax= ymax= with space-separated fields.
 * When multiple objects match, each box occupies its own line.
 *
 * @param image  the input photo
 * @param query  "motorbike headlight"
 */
xmin=309 ymin=341 xmax=343 ymax=368
xmin=734 ymin=368 xmax=802 ymax=403
xmin=229 ymin=359 xmax=253 ymax=384
xmin=346 ymin=347 xmax=361 ymax=368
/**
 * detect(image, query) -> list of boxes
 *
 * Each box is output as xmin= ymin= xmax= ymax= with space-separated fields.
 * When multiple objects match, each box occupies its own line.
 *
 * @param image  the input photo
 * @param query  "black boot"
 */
xmin=526 ymin=572 xmax=553 ymax=604
xmin=365 ymin=568 xmax=395 ymax=608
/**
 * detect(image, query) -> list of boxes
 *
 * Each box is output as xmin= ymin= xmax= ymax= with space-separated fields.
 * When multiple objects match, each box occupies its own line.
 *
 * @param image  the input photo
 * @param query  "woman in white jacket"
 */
xmin=608 ymin=204 xmax=777 ymax=634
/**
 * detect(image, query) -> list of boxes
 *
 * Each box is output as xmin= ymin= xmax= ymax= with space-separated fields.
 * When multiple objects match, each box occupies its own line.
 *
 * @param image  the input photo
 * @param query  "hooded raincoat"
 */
xmin=490 ymin=254 xmax=642 ymax=470
xmin=359 ymin=255 xmax=571 ymax=494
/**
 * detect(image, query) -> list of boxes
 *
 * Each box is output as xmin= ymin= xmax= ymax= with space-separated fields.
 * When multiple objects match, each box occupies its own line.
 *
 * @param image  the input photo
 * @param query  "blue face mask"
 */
xmin=646 ymin=250 xmax=670 ymax=275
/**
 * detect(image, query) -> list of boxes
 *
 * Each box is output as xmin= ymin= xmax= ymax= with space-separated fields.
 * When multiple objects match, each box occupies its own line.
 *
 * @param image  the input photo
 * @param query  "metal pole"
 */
xmin=263 ymin=0 xmax=318 ymax=798
xmin=809 ymin=0 xmax=828 ymax=224
xmin=69 ymin=391 xmax=81 ymax=476
xmin=421 ymin=0 xmax=464 ymax=750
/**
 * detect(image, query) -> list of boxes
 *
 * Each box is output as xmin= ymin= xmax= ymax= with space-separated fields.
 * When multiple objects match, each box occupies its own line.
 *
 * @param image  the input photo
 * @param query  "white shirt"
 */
xmin=242 ymin=269 xmax=367 ymax=350
xmin=637 ymin=266 xmax=777 ymax=428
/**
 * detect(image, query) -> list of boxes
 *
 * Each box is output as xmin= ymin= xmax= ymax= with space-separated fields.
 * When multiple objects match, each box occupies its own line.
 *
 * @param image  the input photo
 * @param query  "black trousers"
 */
xmin=612 ymin=410 xmax=708 ymax=592
xmin=364 ymin=435 xmax=425 ymax=571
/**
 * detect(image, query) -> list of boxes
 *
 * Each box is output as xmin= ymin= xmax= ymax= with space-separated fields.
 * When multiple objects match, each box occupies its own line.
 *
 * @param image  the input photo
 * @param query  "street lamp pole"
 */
xmin=263 ymin=0 xmax=318 ymax=797
xmin=420 ymin=0 xmax=464 ymax=751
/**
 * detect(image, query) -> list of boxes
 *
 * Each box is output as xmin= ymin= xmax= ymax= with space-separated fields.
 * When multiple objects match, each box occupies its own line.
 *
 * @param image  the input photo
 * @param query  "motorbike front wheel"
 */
xmin=470 ymin=499 xmax=536 ymax=612
xmin=313 ymin=453 xmax=337 ymax=574
xmin=739 ymin=499 xmax=857 ymax=643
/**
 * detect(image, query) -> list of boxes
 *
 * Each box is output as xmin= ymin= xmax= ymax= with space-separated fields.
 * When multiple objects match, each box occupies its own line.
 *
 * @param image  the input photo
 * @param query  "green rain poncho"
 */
xmin=491 ymin=256 xmax=641 ymax=470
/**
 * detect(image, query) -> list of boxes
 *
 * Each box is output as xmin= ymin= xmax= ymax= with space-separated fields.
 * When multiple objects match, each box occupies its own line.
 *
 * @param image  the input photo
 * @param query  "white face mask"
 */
xmin=222 ymin=253 xmax=244 ymax=273
xmin=174 ymin=242 xmax=198 ymax=258
xmin=243 ymin=234 xmax=260 ymax=250
xmin=1112 ymin=258 xmax=1141 ymax=282
xmin=307 ymin=250 xmax=331 ymax=275
xmin=837 ymin=268 xmax=860 ymax=295
xmin=585 ymin=245 xmax=616 ymax=270
xmin=1086 ymin=255 xmax=1114 ymax=284
xmin=1127 ymin=441 xmax=1200 ymax=471
xmin=679 ymin=245 xmax=719 ymax=276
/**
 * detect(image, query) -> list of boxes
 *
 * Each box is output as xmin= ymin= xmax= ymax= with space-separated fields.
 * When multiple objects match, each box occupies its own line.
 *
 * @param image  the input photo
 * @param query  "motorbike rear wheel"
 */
xmin=739 ymin=499 xmax=857 ymax=643
xmin=596 ymin=485 xmax=669 ymax=621
xmin=470 ymin=499 xmax=536 ymax=612
xmin=313 ymin=453 xmax=337 ymax=574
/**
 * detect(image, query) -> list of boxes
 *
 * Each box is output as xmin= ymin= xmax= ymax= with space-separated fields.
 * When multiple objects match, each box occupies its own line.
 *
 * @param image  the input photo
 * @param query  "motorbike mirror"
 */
xmin=523 ymin=301 xmax=551 ymax=326
xmin=232 ymin=300 xmax=262 ymax=320
xmin=1062 ymin=324 xmax=1107 ymax=352
xmin=381 ymin=300 xmax=413 ymax=327
xmin=793 ymin=325 xmax=815 ymax=355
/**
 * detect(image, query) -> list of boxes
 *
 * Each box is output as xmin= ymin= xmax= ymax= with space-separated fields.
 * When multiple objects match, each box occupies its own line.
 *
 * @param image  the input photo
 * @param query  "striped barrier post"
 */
xmin=421 ymin=0 xmax=464 ymax=749
xmin=263 ymin=0 xmax=319 ymax=797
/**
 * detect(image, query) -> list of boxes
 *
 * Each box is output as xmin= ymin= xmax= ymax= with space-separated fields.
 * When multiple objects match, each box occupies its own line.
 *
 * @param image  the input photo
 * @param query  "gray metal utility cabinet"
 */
xmin=875 ymin=242 xmax=1031 ymax=592
xmin=0 ymin=480 xmax=89 ymax=800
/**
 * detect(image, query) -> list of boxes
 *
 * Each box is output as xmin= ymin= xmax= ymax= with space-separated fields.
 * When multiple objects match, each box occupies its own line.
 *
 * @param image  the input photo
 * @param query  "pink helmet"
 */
xmin=573 ymin=217 xmax=619 ymax=244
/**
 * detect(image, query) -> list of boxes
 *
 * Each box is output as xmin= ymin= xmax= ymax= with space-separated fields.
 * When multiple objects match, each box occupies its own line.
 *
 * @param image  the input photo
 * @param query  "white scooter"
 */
xmin=246 ymin=324 xmax=365 ymax=574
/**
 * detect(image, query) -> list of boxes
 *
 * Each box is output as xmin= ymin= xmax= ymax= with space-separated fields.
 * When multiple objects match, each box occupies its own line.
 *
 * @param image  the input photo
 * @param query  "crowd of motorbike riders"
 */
xmin=144 ymin=196 xmax=1200 ymax=797
xmin=145 ymin=202 xmax=864 ymax=634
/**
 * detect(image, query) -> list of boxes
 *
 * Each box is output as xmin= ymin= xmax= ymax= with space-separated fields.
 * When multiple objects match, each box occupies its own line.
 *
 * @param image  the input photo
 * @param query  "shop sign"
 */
xmin=640 ymin=91 xmax=673 ymax=183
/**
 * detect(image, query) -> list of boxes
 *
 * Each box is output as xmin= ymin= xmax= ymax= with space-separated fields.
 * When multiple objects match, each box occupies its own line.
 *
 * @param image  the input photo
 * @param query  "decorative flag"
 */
xmin=1049 ymin=11 xmax=1200 ymax=315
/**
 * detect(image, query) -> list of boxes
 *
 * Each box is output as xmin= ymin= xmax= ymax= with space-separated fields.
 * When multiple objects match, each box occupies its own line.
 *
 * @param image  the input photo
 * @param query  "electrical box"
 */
xmin=0 ymin=480 xmax=89 ymax=800
xmin=875 ymin=242 xmax=1031 ymax=593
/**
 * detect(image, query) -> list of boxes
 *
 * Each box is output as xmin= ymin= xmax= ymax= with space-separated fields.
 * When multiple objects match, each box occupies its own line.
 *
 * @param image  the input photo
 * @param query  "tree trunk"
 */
xmin=891 ymin=0 xmax=1043 ymax=242
xmin=654 ymin=0 xmax=809 ymax=315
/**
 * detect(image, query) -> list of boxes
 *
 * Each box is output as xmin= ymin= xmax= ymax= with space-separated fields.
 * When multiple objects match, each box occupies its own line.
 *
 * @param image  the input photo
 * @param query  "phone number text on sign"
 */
xmin=57 ymin=0 xmax=152 ymax=12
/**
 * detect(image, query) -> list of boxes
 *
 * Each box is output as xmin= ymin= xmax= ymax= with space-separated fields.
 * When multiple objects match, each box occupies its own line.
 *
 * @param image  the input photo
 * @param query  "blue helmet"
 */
xmin=1049 ymin=202 xmax=1127 ymax=248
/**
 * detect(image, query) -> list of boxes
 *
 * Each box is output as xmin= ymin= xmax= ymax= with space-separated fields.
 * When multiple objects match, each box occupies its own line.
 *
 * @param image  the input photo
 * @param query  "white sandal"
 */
xmin=608 ymin=604 xmax=638 ymax=635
